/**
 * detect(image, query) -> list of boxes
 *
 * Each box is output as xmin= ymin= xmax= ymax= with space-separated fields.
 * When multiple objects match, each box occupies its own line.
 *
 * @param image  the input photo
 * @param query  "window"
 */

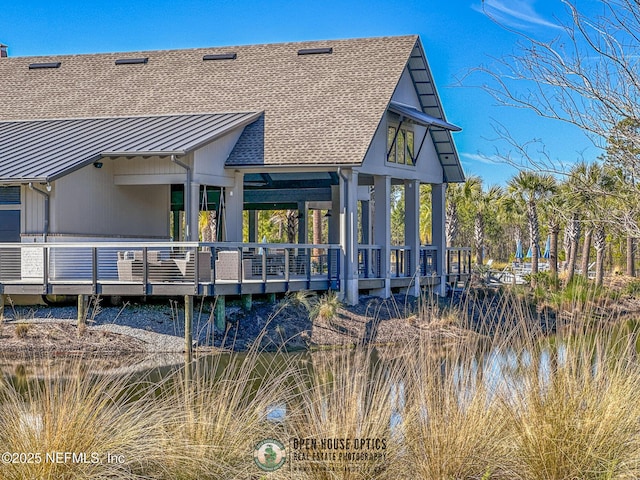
xmin=387 ymin=124 xmax=415 ymax=165
xmin=387 ymin=127 xmax=396 ymax=163
xmin=0 ymin=186 xmax=20 ymax=205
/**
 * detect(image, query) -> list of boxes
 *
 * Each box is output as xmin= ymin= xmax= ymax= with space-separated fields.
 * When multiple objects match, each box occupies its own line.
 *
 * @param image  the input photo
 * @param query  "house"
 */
xmin=0 ymin=35 xmax=466 ymax=306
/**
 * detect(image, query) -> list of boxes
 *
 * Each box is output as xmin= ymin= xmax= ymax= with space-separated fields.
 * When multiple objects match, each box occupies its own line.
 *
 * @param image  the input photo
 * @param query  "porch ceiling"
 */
xmin=0 ymin=112 xmax=262 ymax=184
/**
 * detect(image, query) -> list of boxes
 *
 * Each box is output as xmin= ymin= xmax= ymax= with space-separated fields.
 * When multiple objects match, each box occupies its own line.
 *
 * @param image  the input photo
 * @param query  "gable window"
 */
xmin=387 ymin=124 xmax=415 ymax=166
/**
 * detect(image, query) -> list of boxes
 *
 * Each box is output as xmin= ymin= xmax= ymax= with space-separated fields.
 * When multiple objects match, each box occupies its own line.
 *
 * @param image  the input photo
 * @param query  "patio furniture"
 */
xmin=118 ymin=250 xmax=211 ymax=282
xmin=215 ymin=250 xmax=254 ymax=281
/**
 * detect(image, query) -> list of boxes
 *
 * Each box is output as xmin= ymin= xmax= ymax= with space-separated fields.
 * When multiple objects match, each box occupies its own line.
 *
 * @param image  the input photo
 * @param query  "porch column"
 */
xmin=372 ymin=175 xmax=391 ymax=298
xmin=360 ymin=199 xmax=371 ymax=244
xmin=188 ymin=182 xmax=200 ymax=241
xmin=405 ymin=179 xmax=421 ymax=297
xmin=297 ymin=201 xmax=308 ymax=245
xmin=339 ymin=169 xmax=359 ymax=305
xmin=223 ymin=171 xmax=244 ymax=242
xmin=248 ymin=210 xmax=258 ymax=242
xmin=329 ymin=185 xmax=340 ymax=244
xmin=431 ymin=183 xmax=447 ymax=296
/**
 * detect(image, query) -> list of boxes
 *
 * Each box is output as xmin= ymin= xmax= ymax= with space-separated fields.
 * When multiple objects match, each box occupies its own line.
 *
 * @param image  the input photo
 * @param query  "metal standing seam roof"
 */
xmin=0 ymin=112 xmax=262 ymax=183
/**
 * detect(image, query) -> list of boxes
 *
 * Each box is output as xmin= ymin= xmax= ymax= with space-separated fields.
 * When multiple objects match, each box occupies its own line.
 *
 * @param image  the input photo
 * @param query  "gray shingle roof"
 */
xmin=0 ymin=112 xmax=260 ymax=183
xmin=0 ymin=35 xmax=462 ymax=179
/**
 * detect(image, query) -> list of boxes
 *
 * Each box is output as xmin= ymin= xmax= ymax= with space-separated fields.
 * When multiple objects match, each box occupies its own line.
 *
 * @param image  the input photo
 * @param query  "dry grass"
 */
xmin=0 ymin=361 xmax=170 ymax=479
xmin=1 ymin=292 xmax=640 ymax=478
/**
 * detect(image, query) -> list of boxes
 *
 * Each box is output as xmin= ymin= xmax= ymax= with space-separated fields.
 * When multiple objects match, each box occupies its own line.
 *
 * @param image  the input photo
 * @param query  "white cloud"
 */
xmin=472 ymin=0 xmax=561 ymax=31
xmin=461 ymin=152 xmax=502 ymax=165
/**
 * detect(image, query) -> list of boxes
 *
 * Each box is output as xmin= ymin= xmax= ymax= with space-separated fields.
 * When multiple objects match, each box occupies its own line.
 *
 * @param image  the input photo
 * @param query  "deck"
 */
xmin=0 ymin=241 xmax=471 ymax=298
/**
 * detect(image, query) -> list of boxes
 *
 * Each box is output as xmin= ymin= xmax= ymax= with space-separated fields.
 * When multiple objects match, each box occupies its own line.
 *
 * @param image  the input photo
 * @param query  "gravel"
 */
xmin=2 ymin=297 xmax=221 ymax=353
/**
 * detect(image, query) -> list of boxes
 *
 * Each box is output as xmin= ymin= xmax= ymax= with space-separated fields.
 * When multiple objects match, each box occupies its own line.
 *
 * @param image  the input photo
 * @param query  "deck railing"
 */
xmin=0 ymin=241 xmax=341 ymax=295
xmin=445 ymin=247 xmax=472 ymax=278
xmin=357 ymin=245 xmax=440 ymax=279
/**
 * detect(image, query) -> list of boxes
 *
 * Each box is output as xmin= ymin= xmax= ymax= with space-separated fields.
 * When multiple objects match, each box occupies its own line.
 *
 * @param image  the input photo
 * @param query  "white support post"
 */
xmin=338 ymin=170 xmax=359 ymax=305
xmin=223 ymin=171 xmax=244 ymax=242
xmin=431 ymin=183 xmax=447 ymax=296
xmin=405 ymin=179 xmax=421 ymax=297
xmin=372 ymin=175 xmax=391 ymax=298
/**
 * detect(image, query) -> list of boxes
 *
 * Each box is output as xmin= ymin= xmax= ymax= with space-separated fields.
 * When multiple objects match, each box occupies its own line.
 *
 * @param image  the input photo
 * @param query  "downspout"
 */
xmin=28 ymin=182 xmax=50 ymax=242
xmin=171 ymin=155 xmax=192 ymax=241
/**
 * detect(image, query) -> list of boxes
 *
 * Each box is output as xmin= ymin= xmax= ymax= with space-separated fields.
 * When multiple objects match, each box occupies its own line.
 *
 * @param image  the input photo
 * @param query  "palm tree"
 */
xmin=542 ymin=193 xmax=567 ymax=288
xmin=470 ymin=184 xmax=503 ymax=265
xmin=507 ymin=171 xmax=557 ymax=285
xmin=445 ymin=177 xmax=481 ymax=247
xmin=566 ymin=162 xmax=617 ymax=284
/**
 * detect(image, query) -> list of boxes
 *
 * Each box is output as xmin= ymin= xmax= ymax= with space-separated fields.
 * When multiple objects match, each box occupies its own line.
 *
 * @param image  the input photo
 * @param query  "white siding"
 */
xmin=360 ymin=67 xmax=443 ymax=183
xmin=193 ymin=129 xmax=243 ymax=186
xmin=112 ymin=155 xmax=186 ymax=176
xmin=50 ymin=161 xmax=170 ymax=238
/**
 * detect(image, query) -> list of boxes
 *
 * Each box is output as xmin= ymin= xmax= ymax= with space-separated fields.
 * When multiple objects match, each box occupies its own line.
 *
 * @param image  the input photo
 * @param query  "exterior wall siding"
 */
xmin=193 ymin=129 xmax=244 ymax=185
xmin=50 ymin=161 xmax=170 ymax=238
xmin=360 ymin=67 xmax=443 ymax=183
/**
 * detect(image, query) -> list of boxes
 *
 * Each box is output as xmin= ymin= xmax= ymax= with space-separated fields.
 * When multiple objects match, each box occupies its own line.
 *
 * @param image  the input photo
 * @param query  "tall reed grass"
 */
xmin=1 ymin=289 xmax=640 ymax=479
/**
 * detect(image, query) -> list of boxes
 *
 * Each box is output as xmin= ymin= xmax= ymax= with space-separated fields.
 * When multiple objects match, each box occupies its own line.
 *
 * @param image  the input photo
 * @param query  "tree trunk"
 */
xmin=580 ymin=227 xmax=592 ymax=279
xmin=313 ymin=209 xmax=322 ymax=258
xmin=549 ymin=223 xmax=560 ymax=288
xmin=445 ymin=202 xmax=458 ymax=247
xmin=627 ymin=236 xmax=636 ymax=277
xmin=565 ymin=214 xmax=580 ymax=285
xmin=474 ymin=213 xmax=484 ymax=265
xmin=200 ymin=211 xmax=217 ymax=243
xmin=527 ymin=201 xmax=540 ymax=286
xmin=594 ymin=225 xmax=606 ymax=287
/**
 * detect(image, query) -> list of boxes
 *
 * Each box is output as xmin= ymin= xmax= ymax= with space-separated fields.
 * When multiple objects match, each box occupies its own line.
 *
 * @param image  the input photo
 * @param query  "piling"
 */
xmin=241 ymin=293 xmax=252 ymax=312
xmin=185 ymin=295 xmax=193 ymax=359
xmin=77 ymin=295 xmax=87 ymax=326
xmin=214 ymin=295 xmax=226 ymax=331
xmin=184 ymin=295 xmax=193 ymax=388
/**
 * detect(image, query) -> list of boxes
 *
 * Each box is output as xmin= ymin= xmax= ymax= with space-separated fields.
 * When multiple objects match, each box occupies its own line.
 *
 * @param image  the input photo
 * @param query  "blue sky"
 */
xmin=1 ymin=0 xmax=598 ymax=186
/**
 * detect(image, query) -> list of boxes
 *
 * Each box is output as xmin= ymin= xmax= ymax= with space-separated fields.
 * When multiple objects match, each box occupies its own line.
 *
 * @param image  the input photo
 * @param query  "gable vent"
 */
xmin=203 ymin=53 xmax=237 ymax=61
xmin=29 ymin=62 xmax=61 ymax=69
xmin=115 ymin=57 xmax=148 ymax=65
xmin=297 ymin=47 xmax=333 ymax=56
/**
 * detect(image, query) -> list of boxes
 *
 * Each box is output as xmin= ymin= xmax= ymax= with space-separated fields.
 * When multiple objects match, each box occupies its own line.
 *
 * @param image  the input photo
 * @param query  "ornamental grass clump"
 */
xmin=0 ymin=360 xmax=170 ymax=480
xmin=500 ymin=327 xmax=640 ymax=480
xmin=401 ymin=330 xmax=508 ymax=480
xmin=284 ymin=346 xmax=405 ymax=480
xmin=160 ymin=344 xmax=297 ymax=480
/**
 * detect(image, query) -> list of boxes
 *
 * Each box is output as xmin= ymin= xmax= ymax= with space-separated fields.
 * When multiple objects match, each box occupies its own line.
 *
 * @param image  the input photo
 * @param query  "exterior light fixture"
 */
xmin=93 ymin=161 xmax=103 ymax=169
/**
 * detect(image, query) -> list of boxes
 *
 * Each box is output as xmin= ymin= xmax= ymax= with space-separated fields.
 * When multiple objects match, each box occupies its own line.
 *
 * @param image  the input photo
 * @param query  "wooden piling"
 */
xmin=241 ymin=293 xmax=252 ymax=312
xmin=0 ymin=294 xmax=4 ymax=321
xmin=184 ymin=295 xmax=193 ymax=359
xmin=77 ymin=295 xmax=87 ymax=326
xmin=214 ymin=295 xmax=226 ymax=331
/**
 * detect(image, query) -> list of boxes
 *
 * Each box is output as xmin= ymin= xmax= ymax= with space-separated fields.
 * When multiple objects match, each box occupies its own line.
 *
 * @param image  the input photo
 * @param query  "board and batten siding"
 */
xmin=50 ymin=161 xmax=170 ymax=238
